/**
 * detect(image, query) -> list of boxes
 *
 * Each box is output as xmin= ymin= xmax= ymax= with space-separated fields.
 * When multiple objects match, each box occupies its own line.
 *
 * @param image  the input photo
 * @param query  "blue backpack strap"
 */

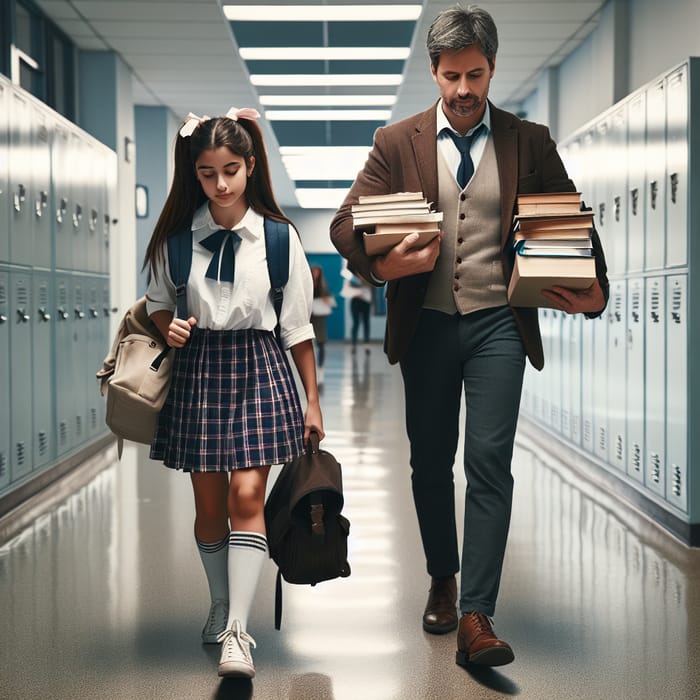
xmin=263 ymin=218 xmax=290 ymax=335
xmin=166 ymin=226 xmax=193 ymax=320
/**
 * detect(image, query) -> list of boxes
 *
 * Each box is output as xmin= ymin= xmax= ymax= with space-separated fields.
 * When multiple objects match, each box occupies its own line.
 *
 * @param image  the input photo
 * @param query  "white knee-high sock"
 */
xmin=226 ymin=531 xmax=268 ymax=631
xmin=196 ymin=533 xmax=229 ymax=602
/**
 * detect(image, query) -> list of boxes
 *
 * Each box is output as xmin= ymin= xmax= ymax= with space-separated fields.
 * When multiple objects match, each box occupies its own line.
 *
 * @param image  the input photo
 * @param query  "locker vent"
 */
xmin=38 ymin=430 xmax=47 ymax=455
xmin=37 ymin=124 xmax=48 ymax=142
xmin=76 ymin=415 xmax=82 ymax=436
xmin=615 ymin=434 xmax=623 ymax=462
xmin=671 ymin=285 xmax=683 ymax=324
xmin=16 ymin=284 xmax=28 ymax=306
xmin=598 ymin=427 xmax=607 ymax=452
xmin=58 ymin=285 xmax=67 ymax=306
xmin=0 ymin=281 xmax=6 ymax=305
xmin=613 ymin=292 xmax=622 ymax=322
xmin=631 ymin=290 xmax=641 ymax=323
xmin=632 ymin=443 xmax=641 ymax=473
xmin=561 ymin=410 xmax=569 ymax=435
xmin=650 ymin=453 xmax=661 ymax=484
xmin=0 ymin=451 xmax=6 ymax=477
xmin=672 ymin=464 xmax=682 ymax=497
xmin=39 ymin=284 xmax=48 ymax=306
xmin=59 ymin=421 xmax=67 ymax=446
xmin=16 ymin=441 xmax=25 ymax=465
xmin=74 ymin=286 xmax=83 ymax=305
xmin=650 ymin=287 xmax=660 ymax=322
xmin=90 ymin=407 xmax=97 ymax=429
xmin=583 ymin=420 xmax=592 ymax=444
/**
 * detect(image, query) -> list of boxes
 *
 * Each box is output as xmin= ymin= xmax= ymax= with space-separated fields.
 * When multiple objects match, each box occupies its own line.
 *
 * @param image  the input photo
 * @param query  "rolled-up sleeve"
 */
xmin=145 ymin=243 xmax=177 ymax=316
xmin=278 ymin=230 xmax=314 ymax=349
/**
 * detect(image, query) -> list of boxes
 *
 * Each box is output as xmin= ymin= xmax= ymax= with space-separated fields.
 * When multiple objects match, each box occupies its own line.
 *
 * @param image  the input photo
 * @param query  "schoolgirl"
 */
xmin=142 ymin=107 xmax=323 ymax=679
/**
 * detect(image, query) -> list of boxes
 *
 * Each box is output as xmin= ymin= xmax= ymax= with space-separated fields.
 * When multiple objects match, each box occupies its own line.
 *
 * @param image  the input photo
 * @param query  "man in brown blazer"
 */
xmin=330 ymin=4 xmax=608 ymax=667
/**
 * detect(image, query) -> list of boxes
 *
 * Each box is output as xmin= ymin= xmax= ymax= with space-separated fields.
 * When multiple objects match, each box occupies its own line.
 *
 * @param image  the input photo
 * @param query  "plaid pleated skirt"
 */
xmin=150 ymin=327 xmax=305 ymax=472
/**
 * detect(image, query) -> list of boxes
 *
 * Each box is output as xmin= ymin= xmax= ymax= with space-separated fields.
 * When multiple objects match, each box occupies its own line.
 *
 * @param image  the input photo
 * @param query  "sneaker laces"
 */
xmin=204 ymin=600 xmax=228 ymax=632
xmin=218 ymin=620 xmax=257 ymax=661
xmin=472 ymin=612 xmax=496 ymax=636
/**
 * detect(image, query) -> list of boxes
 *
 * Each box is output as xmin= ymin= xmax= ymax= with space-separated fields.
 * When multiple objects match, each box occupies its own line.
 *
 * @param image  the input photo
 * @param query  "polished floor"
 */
xmin=1 ymin=342 xmax=700 ymax=700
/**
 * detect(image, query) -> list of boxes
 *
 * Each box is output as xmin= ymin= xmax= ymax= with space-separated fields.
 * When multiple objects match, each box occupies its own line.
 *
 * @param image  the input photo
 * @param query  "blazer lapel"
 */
xmin=410 ymin=104 xmax=439 ymax=206
xmin=490 ymin=103 xmax=519 ymax=247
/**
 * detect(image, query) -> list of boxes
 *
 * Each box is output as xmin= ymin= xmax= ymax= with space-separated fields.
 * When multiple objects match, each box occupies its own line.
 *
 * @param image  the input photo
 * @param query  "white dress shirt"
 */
xmin=146 ymin=204 xmax=314 ymax=349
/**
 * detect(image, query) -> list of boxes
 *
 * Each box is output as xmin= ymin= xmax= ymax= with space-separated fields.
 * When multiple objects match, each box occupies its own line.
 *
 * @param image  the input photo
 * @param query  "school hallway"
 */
xmin=1 ymin=342 xmax=699 ymax=700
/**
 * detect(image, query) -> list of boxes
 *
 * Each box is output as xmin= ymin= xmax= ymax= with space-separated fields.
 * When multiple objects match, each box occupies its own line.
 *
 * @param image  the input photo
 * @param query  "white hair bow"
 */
xmin=224 ymin=106 xmax=261 ymax=121
xmin=179 ymin=112 xmax=211 ymax=137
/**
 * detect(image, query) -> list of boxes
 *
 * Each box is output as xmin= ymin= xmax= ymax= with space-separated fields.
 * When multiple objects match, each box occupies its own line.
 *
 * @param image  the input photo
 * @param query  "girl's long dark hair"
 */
xmin=143 ymin=114 xmax=292 ymax=278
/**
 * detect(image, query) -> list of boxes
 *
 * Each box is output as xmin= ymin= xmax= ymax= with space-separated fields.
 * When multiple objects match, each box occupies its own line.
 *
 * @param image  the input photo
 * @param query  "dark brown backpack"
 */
xmin=264 ymin=432 xmax=351 ymax=629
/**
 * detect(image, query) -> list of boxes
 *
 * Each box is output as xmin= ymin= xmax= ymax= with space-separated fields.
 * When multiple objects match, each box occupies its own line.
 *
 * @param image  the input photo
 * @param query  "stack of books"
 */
xmin=352 ymin=192 xmax=443 ymax=255
xmin=507 ymin=192 xmax=596 ymax=308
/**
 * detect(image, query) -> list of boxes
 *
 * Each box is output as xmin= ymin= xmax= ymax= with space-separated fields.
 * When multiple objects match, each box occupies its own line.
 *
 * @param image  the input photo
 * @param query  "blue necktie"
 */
xmin=200 ymin=229 xmax=241 ymax=283
xmin=441 ymin=124 xmax=484 ymax=189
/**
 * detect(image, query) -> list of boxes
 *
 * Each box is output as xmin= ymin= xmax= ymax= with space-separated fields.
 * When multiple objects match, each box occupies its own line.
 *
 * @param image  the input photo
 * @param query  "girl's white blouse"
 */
xmin=145 ymin=204 xmax=314 ymax=350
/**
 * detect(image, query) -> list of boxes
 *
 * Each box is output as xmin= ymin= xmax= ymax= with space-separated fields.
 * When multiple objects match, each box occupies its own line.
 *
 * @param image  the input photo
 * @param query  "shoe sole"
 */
xmin=456 ymin=646 xmax=515 ymax=667
xmin=423 ymin=619 xmax=458 ymax=634
xmin=218 ymin=663 xmax=255 ymax=679
xmin=202 ymin=636 xmax=222 ymax=644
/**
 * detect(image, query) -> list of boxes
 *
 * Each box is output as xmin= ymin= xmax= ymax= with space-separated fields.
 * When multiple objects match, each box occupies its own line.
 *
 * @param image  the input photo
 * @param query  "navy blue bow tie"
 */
xmin=440 ymin=124 xmax=485 ymax=189
xmin=200 ymin=229 xmax=241 ymax=283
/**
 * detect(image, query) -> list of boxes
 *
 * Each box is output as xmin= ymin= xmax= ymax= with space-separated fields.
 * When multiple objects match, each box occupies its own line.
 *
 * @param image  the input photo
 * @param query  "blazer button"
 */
xmin=453 ymin=283 xmax=459 ymax=292
xmin=456 ymin=257 xmax=462 ymax=264
xmin=457 ymin=237 xmax=464 ymax=244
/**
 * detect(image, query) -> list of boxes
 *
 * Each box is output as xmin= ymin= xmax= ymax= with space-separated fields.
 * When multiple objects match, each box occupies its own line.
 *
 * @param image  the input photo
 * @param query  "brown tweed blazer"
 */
xmin=330 ymin=101 xmax=609 ymax=369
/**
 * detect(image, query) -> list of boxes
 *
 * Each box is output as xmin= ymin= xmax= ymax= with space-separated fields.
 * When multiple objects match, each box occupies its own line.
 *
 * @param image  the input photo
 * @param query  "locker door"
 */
xmin=97 ymin=279 xmax=111 ymax=430
xmin=71 ymin=277 xmax=88 ymax=446
xmin=568 ymin=315 xmax=582 ymax=446
xmin=608 ymin=281 xmax=627 ymax=472
xmin=627 ymin=91 xmax=646 ymax=274
xmin=70 ymin=132 xmax=87 ymax=271
xmin=0 ymin=80 xmax=9 ymax=264
xmin=539 ymin=309 xmax=551 ymax=426
xmin=665 ymin=65 xmax=688 ymax=269
xmin=9 ymin=270 xmax=33 ymax=481
xmin=0 ymin=271 xmax=10 ymax=491
xmin=559 ymin=310 xmax=571 ymax=439
xmin=52 ymin=122 xmax=72 ymax=271
xmin=582 ymin=127 xmax=599 ymax=218
xmin=9 ymin=89 xmax=33 ymax=265
xmin=607 ymin=105 xmax=629 ymax=276
xmin=593 ymin=309 xmax=609 ymax=463
xmin=581 ymin=309 xmax=595 ymax=454
xmin=31 ymin=104 xmax=51 ymax=269
xmin=644 ymin=277 xmax=665 ymax=497
xmin=644 ymin=79 xmax=666 ymax=271
xmin=85 ymin=141 xmax=100 ymax=272
xmin=594 ymin=119 xmax=613 ymax=276
xmin=626 ymin=278 xmax=644 ymax=484
xmin=54 ymin=276 xmax=73 ymax=455
xmin=85 ymin=277 xmax=102 ymax=438
xmin=32 ymin=273 xmax=54 ymax=468
xmin=665 ymin=275 xmax=687 ymax=512
xmin=103 ymin=148 xmax=118 ymax=275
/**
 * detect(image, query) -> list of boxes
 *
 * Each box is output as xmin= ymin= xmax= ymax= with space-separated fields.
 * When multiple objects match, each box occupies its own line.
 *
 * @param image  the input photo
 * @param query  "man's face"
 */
xmin=431 ymin=44 xmax=495 ymax=127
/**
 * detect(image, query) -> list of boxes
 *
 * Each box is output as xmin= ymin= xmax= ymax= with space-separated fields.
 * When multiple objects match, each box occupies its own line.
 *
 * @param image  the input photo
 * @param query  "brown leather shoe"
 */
xmin=422 ymin=576 xmax=458 ymax=634
xmin=456 ymin=612 xmax=514 ymax=667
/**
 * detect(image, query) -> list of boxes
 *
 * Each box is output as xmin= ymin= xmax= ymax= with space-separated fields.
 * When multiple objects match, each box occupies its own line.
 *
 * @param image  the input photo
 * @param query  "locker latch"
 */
xmin=669 ymin=172 xmax=679 ymax=204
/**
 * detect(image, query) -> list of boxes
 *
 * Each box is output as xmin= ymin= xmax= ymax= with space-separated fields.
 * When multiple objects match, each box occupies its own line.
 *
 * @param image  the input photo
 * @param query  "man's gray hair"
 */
xmin=426 ymin=4 xmax=498 ymax=69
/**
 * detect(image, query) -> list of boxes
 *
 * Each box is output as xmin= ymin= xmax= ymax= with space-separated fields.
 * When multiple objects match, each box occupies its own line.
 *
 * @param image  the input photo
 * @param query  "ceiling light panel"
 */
xmin=224 ymin=5 xmax=422 ymax=22
xmin=240 ymin=47 xmax=410 ymax=61
xmin=260 ymin=95 xmax=396 ymax=106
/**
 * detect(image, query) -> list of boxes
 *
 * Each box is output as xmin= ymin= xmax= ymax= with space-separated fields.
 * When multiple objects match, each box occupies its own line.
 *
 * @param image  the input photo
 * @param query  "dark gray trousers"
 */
xmin=399 ymin=305 xmax=526 ymax=616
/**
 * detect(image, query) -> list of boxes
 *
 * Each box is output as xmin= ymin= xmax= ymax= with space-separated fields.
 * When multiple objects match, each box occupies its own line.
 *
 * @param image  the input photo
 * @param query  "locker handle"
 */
xmin=35 ymin=190 xmax=48 ymax=218
xmin=89 ymin=307 xmax=98 ymax=318
xmin=613 ymin=196 xmax=621 ymax=222
xmin=74 ymin=308 xmax=85 ymax=319
xmin=598 ymin=202 xmax=605 ymax=226
xmin=669 ymin=172 xmax=679 ymax=204
xmin=57 ymin=197 xmax=68 ymax=224
xmin=89 ymin=209 xmax=98 ymax=232
xmin=73 ymin=204 xmax=83 ymax=229
xmin=650 ymin=180 xmax=658 ymax=210
xmin=0 ymin=314 xmax=6 ymax=324
xmin=57 ymin=308 xmax=68 ymax=320
xmin=630 ymin=188 xmax=639 ymax=216
xmin=38 ymin=308 xmax=51 ymax=322
xmin=13 ymin=184 xmax=26 ymax=212
xmin=17 ymin=309 xmax=30 ymax=323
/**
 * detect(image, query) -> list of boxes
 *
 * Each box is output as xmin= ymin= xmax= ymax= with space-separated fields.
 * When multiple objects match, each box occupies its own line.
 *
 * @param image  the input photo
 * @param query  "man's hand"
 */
xmin=372 ymin=231 xmax=442 ymax=281
xmin=168 ymin=316 xmax=197 ymax=347
xmin=540 ymin=279 xmax=606 ymax=315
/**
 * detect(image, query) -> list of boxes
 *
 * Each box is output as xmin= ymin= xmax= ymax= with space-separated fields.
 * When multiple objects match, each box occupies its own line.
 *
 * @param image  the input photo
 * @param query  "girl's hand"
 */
xmin=303 ymin=399 xmax=324 ymax=442
xmin=167 ymin=316 xmax=197 ymax=347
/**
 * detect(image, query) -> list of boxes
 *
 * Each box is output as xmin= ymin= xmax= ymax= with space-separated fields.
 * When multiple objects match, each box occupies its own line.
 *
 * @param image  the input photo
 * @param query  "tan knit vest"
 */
xmin=423 ymin=135 xmax=507 ymax=315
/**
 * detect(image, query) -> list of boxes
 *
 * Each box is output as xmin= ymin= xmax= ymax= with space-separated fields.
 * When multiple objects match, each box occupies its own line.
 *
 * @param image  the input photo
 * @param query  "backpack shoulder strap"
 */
xmin=263 ymin=217 xmax=290 ymax=334
xmin=167 ymin=226 xmax=193 ymax=320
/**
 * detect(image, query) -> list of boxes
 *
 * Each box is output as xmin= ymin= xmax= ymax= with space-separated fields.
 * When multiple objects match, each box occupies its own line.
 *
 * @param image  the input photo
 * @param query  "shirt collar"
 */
xmin=436 ymin=99 xmax=491 ymax=138
xmin=192 ymin=202 xmax=262 ymax=242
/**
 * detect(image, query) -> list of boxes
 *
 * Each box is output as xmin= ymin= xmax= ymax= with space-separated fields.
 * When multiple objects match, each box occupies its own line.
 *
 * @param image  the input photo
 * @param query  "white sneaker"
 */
xmin=217 ymin=620 xmax=257 ymax=678
xmin=201 ymin=599 xmax=228 ymax=644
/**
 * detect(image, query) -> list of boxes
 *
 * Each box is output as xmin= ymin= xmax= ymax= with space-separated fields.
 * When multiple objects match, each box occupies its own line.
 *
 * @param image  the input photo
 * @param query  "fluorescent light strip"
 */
xmin=281 ymin=146 xmax=371 ymax=180
xmin=266 ymin=109 xmax=390 ymax=121
xmin=240 ymin=47 xmax=410 ymax=61
xmin=295 ymin=188 xmax=350 ymax=209
xmin=251 ymin=74 xmax=402 ymax=87
xmin=224 ymin=5 xmax=422 ymax=22
xmin=260 ymin=95 xmax=396 ymax=107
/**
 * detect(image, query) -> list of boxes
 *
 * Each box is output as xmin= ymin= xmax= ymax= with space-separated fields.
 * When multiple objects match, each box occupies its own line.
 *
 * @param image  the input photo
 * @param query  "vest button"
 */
xmin=459 ymin=213 xmax=466 ymax=220
xmin=456 ymin=257 xmax=462 ymax=264
xmin=460 ymin=194 xmax=466 ymax=201
xmin=457 ymin=237 xmax=464 ymax=244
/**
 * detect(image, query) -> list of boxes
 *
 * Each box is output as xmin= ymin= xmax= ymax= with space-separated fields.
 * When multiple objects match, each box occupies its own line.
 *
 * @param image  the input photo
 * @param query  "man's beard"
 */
xmin=446 ymin=94 xmax=483 ymax=118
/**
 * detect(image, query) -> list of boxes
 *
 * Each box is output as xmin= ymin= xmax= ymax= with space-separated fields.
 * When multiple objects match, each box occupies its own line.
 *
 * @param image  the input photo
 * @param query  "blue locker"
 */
xmin=665 ymin=65 xmax=689 ymax=269
xmin=54 ymin=276 xmax=73 ymax=455
xmin=644 ymin=79 xmax=666 ymax=272
xmin=666 ymin=275 xmax=687 ymax=512
xmin=608 ymin=281 xmax=627 ymax=472
xmin=70 ymin=276 xmax=88 ymax=446
xmin=9 ymin=89 xmax=33 ymax=265
xmin=85 ymin=277 xmax=103 ymax=438
xmin=0 ymin=79 xmax=8 ymax=264
xmin=85 ymin=141 xmax=100 ymax=272
xmin=30 ymin=104 xmax=51 ymax=270
xmin=9 ymin=270 xmax=33 ymax=482
xmin=32 ymin=273 xmax=54 ymax=468
xmin=626 ymin=278 xmax=644 ymax=484
xmin=627 ymin=91 xmax=646 ymax=274
xmin=0 ymin=270 xmax=9 ymax=492
xmin=644 ymin=277 xmax=665 ymax=497
xmin=52 ymin=121 xmax=73 ymax=272
xmin=70 ymin=132 xmax=87 ymax=271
